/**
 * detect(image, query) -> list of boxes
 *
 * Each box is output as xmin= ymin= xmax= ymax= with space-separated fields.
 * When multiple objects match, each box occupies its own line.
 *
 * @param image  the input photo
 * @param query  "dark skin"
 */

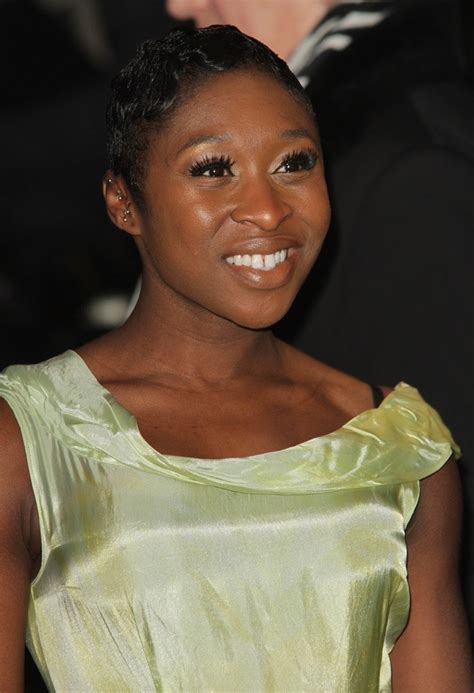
xmin=0 ymin=70 xmax=471 ymax=690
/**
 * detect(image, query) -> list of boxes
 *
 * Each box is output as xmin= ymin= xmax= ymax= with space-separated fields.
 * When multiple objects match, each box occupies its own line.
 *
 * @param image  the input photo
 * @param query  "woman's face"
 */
xmin=131 ymin=69 xmax=330 ymax=330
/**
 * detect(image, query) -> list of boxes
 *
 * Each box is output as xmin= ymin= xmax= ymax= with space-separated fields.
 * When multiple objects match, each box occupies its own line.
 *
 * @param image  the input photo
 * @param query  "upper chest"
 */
xmin=113 ymin=382 xmax=354 ymax=459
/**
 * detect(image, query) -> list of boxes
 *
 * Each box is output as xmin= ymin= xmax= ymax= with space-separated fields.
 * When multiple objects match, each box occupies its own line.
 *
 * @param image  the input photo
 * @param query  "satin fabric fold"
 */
xmin=0 ymin=351 xmax=459 ymax=692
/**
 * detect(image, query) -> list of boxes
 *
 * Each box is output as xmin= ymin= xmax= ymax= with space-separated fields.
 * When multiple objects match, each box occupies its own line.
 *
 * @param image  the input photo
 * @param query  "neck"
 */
xmin=111 ymin=278 xmax=284 ymax=387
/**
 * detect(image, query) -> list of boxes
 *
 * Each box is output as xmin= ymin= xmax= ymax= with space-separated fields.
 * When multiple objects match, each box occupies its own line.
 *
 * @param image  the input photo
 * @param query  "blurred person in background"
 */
xmin=166 ymin=0 xmax=474 ymax=628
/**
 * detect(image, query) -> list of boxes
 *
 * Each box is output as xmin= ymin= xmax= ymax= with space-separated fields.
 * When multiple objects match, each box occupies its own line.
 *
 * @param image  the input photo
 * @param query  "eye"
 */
xmin=274 ymin=149 xmax=318 ymax=174
xmin=189 ymin=155 xmax=235 ymax=177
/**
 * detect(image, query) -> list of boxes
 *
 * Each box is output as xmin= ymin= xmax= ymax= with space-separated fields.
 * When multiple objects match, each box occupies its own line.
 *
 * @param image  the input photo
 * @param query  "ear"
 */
xmin=102 ymin=171 xmax=142 ymax=237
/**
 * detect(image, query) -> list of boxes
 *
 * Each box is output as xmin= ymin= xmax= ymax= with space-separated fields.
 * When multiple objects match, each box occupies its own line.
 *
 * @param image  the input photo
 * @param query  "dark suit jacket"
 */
xmin=276 ymin=1 xmax=474 ymax=622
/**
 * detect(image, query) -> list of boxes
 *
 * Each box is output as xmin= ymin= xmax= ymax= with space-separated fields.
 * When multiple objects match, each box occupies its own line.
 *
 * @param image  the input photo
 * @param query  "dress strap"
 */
xmin=370 ymin=384 xmax=385 ymax=408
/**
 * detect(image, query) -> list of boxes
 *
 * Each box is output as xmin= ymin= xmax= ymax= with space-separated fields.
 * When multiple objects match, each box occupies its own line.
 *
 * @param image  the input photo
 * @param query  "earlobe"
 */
xmin=103 ymin=172 xmax=141 ymax=236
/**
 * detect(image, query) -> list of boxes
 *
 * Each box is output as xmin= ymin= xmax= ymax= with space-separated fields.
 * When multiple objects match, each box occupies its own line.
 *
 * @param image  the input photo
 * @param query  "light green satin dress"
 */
xmin=0 ymin=350 xmax=459 ymax=693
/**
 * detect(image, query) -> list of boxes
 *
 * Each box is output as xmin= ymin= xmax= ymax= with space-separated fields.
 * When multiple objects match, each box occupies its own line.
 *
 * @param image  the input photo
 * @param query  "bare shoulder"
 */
xmin=405 ymin=457 xmax=464 ymax=585
xmin=75 ymin=334 xmax=116 ymax=381
xmin=390 ymin=457 xmax=472 ymax=690
xmin=0 ymin=398 xmax=34 ymax=539
xmin=0 ymin=397 xmax=30 ymax=487
xmin=75 ymin=332 xmax=146 ymax=391
xmin=407 ymin=456 xmax=462 ymax=547
xmin=278 ymin=340 xmax=393 ymax=416
xmin=0 ymin=398 xmax=35 ymax=689
xmin=0 ymin=395 xmax=38 ymax=576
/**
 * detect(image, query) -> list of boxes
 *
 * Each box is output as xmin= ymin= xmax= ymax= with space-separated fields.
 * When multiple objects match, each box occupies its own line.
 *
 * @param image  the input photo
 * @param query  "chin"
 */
xmin=226 ymin=297 xmax=296 ymax=331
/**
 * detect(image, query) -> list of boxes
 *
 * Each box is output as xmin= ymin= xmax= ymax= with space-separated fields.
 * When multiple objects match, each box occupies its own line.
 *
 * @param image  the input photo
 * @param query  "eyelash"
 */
xmin=189 ymin=155 xmax=235 ymax=177
xmin=279 ymin=149 xmax=318 ymax=173
xmin=188 ymin=149 xmax=318 ymax=177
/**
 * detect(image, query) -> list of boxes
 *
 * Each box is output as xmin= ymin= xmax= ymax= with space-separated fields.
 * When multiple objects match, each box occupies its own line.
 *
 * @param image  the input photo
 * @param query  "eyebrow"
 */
xmin=177 ymin=128 xmax=318 ymax=155
xmin=177 ymin=134 xmax=232 ymax=155
xmin=280 ymin=128 xmax=316 ymax=142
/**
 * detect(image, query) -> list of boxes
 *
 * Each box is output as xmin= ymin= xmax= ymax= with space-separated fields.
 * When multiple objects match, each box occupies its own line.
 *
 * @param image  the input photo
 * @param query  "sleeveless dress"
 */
xmin=0 ymin=350 xmax=460 ymax=693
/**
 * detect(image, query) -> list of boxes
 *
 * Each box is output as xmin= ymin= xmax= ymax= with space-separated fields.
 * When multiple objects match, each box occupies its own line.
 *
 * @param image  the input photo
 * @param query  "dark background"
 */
xmin=0 ymin=1 xmax=472 ymax=688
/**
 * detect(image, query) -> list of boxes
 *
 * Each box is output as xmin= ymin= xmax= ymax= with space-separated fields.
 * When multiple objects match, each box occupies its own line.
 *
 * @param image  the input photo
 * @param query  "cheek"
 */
xmin=315 ymin=194 xmax=332 ymax=242
xmin=298 ymin=182 xmax=331 ymax=246
xmin=147 ymin=185 xmax=227 ymax=250
xmin=140 ymin=190 xmax=229 ymax=285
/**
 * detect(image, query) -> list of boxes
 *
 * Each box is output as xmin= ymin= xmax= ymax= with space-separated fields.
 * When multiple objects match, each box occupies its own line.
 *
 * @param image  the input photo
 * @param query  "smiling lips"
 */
xmin=225 ymin=249 xmax=288 ymax=272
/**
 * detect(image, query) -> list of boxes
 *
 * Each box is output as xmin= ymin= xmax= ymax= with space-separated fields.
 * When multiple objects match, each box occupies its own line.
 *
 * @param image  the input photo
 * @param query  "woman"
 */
xmin=0 ymin=25 xmax=470 ymax=692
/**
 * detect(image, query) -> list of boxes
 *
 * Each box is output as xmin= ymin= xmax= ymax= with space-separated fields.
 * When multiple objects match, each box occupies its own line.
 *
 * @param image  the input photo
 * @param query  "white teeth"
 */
xmin=264 ymin=253 xmax=276 ymax=269
xmin=225 ymin=249 xmax=289 ymax=270
xmin=251 ymin=254 xmax=264 ymax=269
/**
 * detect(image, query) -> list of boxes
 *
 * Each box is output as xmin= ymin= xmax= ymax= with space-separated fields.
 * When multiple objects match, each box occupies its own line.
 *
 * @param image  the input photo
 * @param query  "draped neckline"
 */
xmin=68 ymin=348 xmax=392 ymax=462
xmin=3 ymin=350 xmax=457 ymax=495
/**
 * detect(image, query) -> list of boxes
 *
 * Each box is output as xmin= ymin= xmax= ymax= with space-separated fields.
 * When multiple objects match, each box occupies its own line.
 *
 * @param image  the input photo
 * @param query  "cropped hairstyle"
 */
xmin=106 ymin=24 xmax=314 ymax=208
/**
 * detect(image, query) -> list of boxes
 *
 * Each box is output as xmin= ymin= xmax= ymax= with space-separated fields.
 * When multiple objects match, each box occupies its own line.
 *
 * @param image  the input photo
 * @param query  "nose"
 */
xmin=231 ymin=177 xmax=292 ymax=231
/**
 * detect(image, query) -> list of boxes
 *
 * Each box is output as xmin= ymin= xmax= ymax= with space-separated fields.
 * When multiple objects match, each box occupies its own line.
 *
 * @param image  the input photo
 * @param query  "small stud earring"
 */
xmin=117 ymin=190 xmax=125 ymax=201
xmin=122 ymin=203 xmax=131 ymax=222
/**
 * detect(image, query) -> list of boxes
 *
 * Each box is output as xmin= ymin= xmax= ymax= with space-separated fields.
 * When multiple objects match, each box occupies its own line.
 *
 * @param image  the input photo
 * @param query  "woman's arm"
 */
xmin=390 ymin=458 xmax=472 ymax=691
xmin=0 ymin=400 xmax=33 ymax=692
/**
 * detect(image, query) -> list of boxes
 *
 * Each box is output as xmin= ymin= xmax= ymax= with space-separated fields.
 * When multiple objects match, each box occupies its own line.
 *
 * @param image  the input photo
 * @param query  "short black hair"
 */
xmin=106 ymin=24 xmax=314 ymax=208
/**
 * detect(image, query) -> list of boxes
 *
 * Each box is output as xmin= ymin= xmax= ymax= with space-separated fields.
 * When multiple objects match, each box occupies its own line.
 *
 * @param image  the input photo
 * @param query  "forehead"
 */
xmin=156 ymin=70 xmax=317 ymax=151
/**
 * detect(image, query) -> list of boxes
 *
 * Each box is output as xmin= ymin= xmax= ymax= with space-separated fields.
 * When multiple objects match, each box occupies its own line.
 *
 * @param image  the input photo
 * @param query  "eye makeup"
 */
xmin=276 ymin=149 xmax=318 ymax=173
xmin=187 ymin=148 xmax=318 ymax=178
xmin=189 ymin=154 xmax=235 ymax=177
